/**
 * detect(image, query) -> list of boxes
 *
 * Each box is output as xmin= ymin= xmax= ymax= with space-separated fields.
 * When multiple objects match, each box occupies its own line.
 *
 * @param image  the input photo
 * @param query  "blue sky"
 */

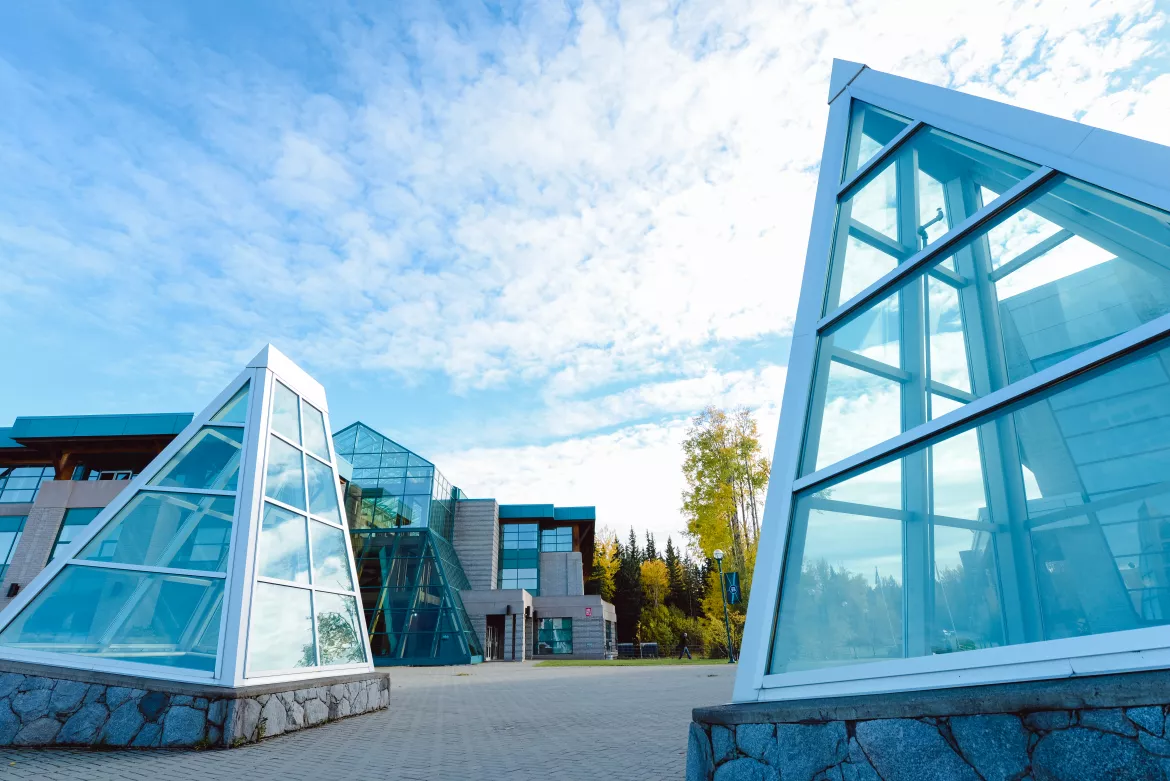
xmin=1 ymin=1 xmax=1168 ymax=543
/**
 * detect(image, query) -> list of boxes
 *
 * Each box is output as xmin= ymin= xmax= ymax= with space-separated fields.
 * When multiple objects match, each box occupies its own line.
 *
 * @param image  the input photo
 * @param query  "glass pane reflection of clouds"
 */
xmin=149 ymin=427 xmax=243 ymax=492
xmin=249 ymin=583 xmax=315 ymax=673
xmin=271 ymin=382 xmax=301 ymax=445
xmin=0 ymin=565 xmax=223 ymax=672
xmin=258 ymin=503 xmax=310 ymax=584
xmin=774 ymin=341 xmax=1170 ymax=674
xmin=265 ymin=435 xmax=306 ymax=511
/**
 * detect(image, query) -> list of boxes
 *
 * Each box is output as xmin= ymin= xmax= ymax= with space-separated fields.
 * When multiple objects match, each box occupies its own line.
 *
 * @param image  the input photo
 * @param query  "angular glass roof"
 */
xmin=0 ymin=347 xmax=373 ymax=686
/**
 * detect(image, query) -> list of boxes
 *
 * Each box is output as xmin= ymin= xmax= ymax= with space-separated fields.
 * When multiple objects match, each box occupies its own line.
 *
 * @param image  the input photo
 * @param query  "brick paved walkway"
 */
xmin=0 ymin=662 xmax=734 ymax=780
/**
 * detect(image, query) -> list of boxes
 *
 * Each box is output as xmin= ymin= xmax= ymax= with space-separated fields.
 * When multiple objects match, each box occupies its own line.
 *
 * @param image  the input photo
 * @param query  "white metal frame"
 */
xmin=734 ymin=60 xmax=1170 ymax=703
xmin=0 ymin=345 xmax=374 ymax=688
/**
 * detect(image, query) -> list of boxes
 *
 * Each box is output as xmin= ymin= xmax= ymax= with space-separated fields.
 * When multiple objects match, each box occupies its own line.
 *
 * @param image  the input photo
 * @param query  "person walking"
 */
xmin=677 ymin=631 xmax=693 ymax=660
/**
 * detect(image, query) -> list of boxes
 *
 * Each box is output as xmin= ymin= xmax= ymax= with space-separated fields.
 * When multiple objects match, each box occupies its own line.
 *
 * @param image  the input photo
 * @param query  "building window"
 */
xmin=499 ymin=523 xmax=539 ymax=591
xmin=51 ymin=507 xmax=102 ymax=561
xmin=537 ymin=617 xmax=572 ymax=654
xmin=0 ymin=467 xmax=53 ymax=504
xmin=605 ymin=620 xmax=614 ymax=653
xmin=86 ymin=470 xmax=134 ymax=481
xmin=540 ymin=526 xmax=573 ymax=552
xmin=0 ymin=516 xmax=26 ymax=581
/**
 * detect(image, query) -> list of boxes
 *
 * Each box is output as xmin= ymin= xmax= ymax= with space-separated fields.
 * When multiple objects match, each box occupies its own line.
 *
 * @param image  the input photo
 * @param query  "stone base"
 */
xmin=688 ymin=670 xmax=1170 ymax=781
xmin=0 ymin=659 xmax=389 ymax=749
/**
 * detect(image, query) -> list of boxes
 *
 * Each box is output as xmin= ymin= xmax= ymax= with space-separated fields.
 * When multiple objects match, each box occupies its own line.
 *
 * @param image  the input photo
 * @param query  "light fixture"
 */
xmin=713 ymin=549 xmax=724 ymax=561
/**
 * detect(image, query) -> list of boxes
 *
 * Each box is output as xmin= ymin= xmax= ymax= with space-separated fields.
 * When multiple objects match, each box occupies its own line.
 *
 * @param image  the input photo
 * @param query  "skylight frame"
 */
xmin=733 ymin=61 xmax=1170 ymax=704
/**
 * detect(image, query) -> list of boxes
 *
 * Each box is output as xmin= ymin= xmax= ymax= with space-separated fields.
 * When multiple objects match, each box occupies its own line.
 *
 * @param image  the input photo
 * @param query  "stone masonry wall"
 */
xmin=688 ymin=703 xmax=1170 ymax=781
xmin=0 ymin=669 xmax=389 ymax=749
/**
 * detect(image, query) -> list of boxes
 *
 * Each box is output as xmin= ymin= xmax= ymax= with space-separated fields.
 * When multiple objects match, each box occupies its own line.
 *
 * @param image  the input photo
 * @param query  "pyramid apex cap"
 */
xmin=248 ymin=344 xmax=328 ymax=412
xmin=828 ymin=59 xmax=867 ymax=104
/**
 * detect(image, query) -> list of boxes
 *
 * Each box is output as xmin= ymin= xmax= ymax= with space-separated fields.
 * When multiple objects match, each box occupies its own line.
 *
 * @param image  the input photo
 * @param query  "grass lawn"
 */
xmin=534 ymin=657 xmax=731 ymax=667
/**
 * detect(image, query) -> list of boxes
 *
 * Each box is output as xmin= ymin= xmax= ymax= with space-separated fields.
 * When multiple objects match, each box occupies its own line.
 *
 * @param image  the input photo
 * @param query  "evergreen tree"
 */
xmin=665 ymin=536 xmax=686 ymax=610
xmin=644 ymin=531 xmax=658 ymax=561
xmin=613 ymin=528 xmax=645 ymax=643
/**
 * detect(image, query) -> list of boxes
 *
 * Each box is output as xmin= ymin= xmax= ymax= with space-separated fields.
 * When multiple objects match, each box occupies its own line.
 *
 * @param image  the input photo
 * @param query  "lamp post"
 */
xmin=713 ymin=549 xmax=736 ymax=664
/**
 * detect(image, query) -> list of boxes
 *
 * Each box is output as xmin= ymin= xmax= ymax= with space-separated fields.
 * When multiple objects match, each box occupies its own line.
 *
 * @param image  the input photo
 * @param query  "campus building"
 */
xmin=0 ymin=394 xmax=615 ymax=669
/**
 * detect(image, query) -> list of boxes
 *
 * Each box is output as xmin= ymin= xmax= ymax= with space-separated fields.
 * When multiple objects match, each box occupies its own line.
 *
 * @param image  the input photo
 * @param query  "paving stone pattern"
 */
xmin=0 ymin=671 xmax=388 ymax=749
xmin=0 ymin=662 xmax=734 ymax=780
xmin=688 ymin=705 xmax=1170 ymax=781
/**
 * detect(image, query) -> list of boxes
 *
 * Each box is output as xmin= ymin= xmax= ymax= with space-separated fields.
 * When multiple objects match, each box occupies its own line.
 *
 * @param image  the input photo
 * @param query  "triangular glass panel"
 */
xmin=149 ymin=426 xmax=243 ymax=491
xmin=210 ymin=381 xmax=249 ymax=424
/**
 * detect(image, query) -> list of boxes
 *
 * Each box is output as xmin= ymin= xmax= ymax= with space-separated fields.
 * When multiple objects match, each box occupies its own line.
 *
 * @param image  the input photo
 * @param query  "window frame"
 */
xmin=734 ymin=64 xmax=1170 ymax=705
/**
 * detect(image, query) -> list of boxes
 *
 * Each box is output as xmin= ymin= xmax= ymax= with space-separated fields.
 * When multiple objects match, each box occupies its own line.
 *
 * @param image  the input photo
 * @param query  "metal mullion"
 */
xmin=146 ymin=486 xmax=236 ymax=499
xmin=255 ymin=575 xmax=312 ymax=591
xmin=950 ymin=175 xmax=1039 ymax=646
xmin=927 ymin=264 xmax=969 ymax=289
xmin=805 ymin=497 xmax=997 ymax=532
xmin=270 ymin=428 xmax=304 ymax=455
xmin=297 ymin=391 xmax=322 ymax=667
xmin=1025 ymin=479 xmax=1170 ymax=531
xmin=849 ymin=221 xmax=911 ymax=260
xmin=837 ymin=120 xmax=925 ymax=199
xmin=311 ymin=582 xmax=359 ymax=598
xmin=988 ymin=229 xmax=1075 ymax=283
xmin=71 ymin=559 xmax=228 ymax=579
xmin=831 ymin=348 xmax=911 ymax=383
xmin=818 ymin=167 xmax=1057 ymax=333
xmin=897 ymin=147 xmax=932 ymax=659
xmin=263 ymin=495 xmax=309 ymax=517
xmin=928 ymin=380 xmax=977 ymax=403
xmin=792 ymin=305 xmax=1170 ymax=497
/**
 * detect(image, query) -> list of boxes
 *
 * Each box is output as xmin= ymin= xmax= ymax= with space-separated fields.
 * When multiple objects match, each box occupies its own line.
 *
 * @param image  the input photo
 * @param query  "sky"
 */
xmin=1 ymin=0 xmax=1168 ymax=549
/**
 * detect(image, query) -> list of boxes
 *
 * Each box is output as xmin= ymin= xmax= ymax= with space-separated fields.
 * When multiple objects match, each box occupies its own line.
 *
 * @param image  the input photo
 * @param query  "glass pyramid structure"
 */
xmin=0 ymin=346 xmax=373 ymax=686
xmin=736 ymin=60 xmax=1170 ymax=704
xmin=333 ymin=423 xmax=483 ymax=665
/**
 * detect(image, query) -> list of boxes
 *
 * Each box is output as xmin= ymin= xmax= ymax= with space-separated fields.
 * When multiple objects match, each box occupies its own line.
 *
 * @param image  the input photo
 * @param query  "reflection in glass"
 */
xmin=211 ymin=382 xmax=250 ymax=425
xmin=150 ymin=427 xmax=242 ymax=491
xmin=248 ymin=583 xmax=315 ymax=672
xmin=271 ymin=382 xmax=301 ymax=444
xmin=825 ymin=128 xmax=1038 ymax=314
xmin=258 ymin=503 xmax=309 ymax=584
xmin=842 ymin=101 xmax=911 ymax=181
xmin=79 ymin=492 xmax=234 ymax=572
xmin=315 ymin=592 xmax=365 ymax=665
xmin=806 ymin=173 xmax=1170 ymax=475
xmin=305 ymin=456 xmax=342 ymax=524
xmin=302 ymin=402 xmax=330 ymax=460
xmin=265 ymin=436 xmax=305 ymax=510
xmin=773 ymin=339 xmax=1170 ymax=674
xmin=0 ymin=565 xmax=224 ymax=672
xmin=311 ymin=520 xmax=354 ymax=591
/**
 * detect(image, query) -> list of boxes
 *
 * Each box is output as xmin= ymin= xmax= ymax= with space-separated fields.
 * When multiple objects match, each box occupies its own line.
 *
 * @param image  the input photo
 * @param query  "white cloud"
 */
xmin=0 ymin=0 xmax=1167 ymax=538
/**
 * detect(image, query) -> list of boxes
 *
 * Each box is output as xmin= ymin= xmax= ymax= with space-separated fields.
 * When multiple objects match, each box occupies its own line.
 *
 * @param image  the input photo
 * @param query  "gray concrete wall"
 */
xmin=538 ymin=551 xmax=584 ymax=596
xmin=687 ymin=669 xmax=1170 ymax=781
xmin=1 ymin=480 xmax=128 ymax=608
xmin=459 ymin=589 xmax=532 ymax=661
xmin=531 ymin=595 xmax=616 ymax=659
xmin=452 ymin=499 xmax=499 ymax=591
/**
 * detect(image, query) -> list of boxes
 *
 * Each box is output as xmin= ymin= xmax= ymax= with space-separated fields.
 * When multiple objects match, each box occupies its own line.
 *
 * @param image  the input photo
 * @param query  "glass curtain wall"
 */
xmin=333 ymin=422 xmax=482 ymax=665
xmin=770 ymin=101 xmax=1170 ymax=675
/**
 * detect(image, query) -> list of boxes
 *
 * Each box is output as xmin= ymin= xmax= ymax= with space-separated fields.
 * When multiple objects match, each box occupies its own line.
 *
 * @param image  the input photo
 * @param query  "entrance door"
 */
xmin=485 ymin=614 xmax=505 ymax=660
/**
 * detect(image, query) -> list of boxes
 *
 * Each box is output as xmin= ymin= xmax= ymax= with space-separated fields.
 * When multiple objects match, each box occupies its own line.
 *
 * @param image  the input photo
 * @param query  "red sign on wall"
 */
xmin=585 ymin=607 xmax=593 ymax=617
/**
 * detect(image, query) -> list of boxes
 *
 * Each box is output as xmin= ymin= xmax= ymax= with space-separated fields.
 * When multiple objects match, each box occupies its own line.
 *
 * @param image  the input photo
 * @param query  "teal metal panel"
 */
xmin=11 ymin=413 xmax=192 ymax=440
xmin=553 ymin=506 xmax=596 ymax=521
xmin=499 ymin=504 xmax=555 ymax=519
xmin=0 ymin=429 xmax=26 ymax=451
